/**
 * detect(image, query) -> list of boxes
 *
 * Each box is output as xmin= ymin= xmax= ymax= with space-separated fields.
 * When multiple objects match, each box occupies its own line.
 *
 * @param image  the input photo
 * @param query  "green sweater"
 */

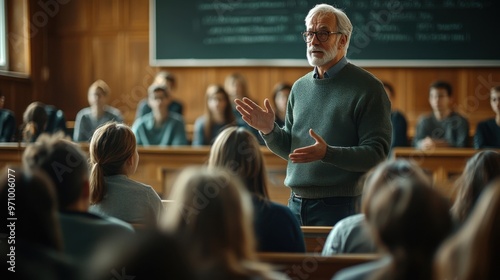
xmin=262 ymin=63 xmax=392 ymax=198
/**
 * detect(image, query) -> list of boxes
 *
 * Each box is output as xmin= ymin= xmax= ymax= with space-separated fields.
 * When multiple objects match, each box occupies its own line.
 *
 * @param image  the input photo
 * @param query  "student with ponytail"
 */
xmin=89 ymin=122 xmax=162 ymax=224
xmin=22 ymin=102 xmax=48 ymax=142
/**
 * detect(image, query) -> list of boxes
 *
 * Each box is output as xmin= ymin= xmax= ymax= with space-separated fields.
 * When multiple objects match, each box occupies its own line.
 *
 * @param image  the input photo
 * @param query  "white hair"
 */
xmin=305 ymin=4 xmax=353 ymax=51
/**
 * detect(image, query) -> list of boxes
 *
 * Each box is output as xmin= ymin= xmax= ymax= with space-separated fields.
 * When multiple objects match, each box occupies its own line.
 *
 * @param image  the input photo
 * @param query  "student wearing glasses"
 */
xmin=235 ymin=4 xmax=391 ymax=226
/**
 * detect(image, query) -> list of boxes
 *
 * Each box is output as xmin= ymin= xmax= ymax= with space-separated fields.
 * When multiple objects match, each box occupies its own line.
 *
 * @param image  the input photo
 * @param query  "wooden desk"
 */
xmin=0 ymin=144 xmax=290 ymax=205
xmin=391 ymin=147 xmax=496 ymax=197
xmin=258 ymin=252 xmax=380 ymax=280
xmin=301 ymin=226 xmax=332 ymax=253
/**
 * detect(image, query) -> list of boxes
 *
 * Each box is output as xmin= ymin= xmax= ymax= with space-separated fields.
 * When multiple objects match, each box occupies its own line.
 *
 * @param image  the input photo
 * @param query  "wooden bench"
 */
xmin=258 ymin=252 xmax=380 ymax=280
xmin=301 ymin=226 xmax=332 ymax=253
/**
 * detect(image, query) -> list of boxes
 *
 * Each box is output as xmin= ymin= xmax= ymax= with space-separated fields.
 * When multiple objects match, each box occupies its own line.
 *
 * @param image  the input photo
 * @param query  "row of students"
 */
xmin=387 ymin=81 xmax=500 ymax=149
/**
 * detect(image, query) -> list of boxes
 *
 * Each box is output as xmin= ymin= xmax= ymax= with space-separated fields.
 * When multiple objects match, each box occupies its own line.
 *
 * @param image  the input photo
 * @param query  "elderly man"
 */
xmin=235 ymin=4 xmax=391 ymax=226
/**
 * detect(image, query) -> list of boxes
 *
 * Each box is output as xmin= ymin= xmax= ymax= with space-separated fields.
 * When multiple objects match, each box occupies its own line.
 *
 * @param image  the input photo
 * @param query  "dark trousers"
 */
xmin=288 ymin=193 xmax=360 ymax=226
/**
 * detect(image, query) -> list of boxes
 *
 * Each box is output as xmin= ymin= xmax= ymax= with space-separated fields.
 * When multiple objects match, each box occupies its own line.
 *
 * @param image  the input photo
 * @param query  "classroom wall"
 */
xmin=2 ymin=0 xmax=500 ymax=136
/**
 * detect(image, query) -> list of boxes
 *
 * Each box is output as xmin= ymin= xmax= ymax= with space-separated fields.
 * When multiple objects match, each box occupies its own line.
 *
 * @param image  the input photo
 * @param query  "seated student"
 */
xmin=135 ymin=71 xmax=183 ymax=119
xmin=132 ymin=84 xmax=187 ymax=146
xmin=192 ymin=84 xmax=236 ymax=146
xmin=22 ymin=133 xmax=134 ymax=262
xmin=434 ymin=179 xmax=500 ymax=280
xmin=0 ymin=167 xmax=79 ymax=280
xmin=383 ymin=81 xmax=408 ymax=148
xmin=322 ymin=159 xmax=431 ymax=256
xmin=474 ymin=86 xmax=500 ymax=148
xmin=333 ymin=177 xmax=452 ymax=280
xmin=208 ymin=127 xmax=305 ymax=253
xmin=413 ymin=80 xmax=469 ymax=150
xmin=0 ymin=94 xmax=16 ymax=142
xmin=89 ymin=122 xmax=163 ymax=224
xmin=73 ymin=80 xmax=123 ymax=142
xmin=272 ymin=83 xmax=291 ymax=128
xmin=450 ymin=150 xmax=500 ymax=224
xmin=21 ymin=101 xmax=48 ymax=142
xmin=44 ymin=103 xmax=68 ymax=135
xmin=224 ymin=72 xmax=265 ymax=145
xmin=163 ymin=166 xmax=287 ymax=280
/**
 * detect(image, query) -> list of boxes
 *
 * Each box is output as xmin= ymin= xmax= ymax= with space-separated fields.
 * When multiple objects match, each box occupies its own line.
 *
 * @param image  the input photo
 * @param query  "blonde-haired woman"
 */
xmin=73 ymin=80 xmax=123 ymax=142
xmin=208 ymin=126 xmax=305 ymax=252
xmin=163 ymin=166 xmax=287 ymax=280
xmin=192 ymin=84 xmax=236 ymax=146
xmin=435 ymin=179 xmax=500 ymax=280
xmin=89 ymin=122 xmax=162 ymax=224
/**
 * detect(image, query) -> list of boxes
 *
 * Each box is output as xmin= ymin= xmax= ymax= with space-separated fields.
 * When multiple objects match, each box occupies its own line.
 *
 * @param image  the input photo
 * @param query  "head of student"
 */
xmin=451 ymin=150 xmax=500 ymax=223
xmin=163 ymin=166 xmax=259 ymax=278
xmin=22 ymin=133 xmax=89 ymax=212
xmin=224 ymin=73 xmax=249 ymax=101
xmin=429 ymin=80 xmax=453 ymax=113
xmin=89 ymin=122 xmax=138 ymax=204
xmin=208 ymin=126 xmax=269 ymax=199
xmin=367 ymin=177 xmax=452 ymax=280
xmin=88 ymin=80 xmax=111 ymax=109
xmin=22 ymin=101 xmax=48 ymax=142
xmin=205 ymin=84 xmax=234 ymax=122
xmin=490 ymin=86 xmax=500 ymax=116
xmin=153 ymin=71 xmax=177 ymax=92
xmin=147 ymin=84 xmax=170 ymax=115
xmin=435 ymin=179 xmax=500 ymax=280
xmin=0 ymin=167 xmax=62 ymax=250
xmin=361 ymin=159 xmax=431 ymax=215
xmin=303 ymin=4 xmax=352 ymax=69
xmin=272 ymin=83 xmax=291 ymax=117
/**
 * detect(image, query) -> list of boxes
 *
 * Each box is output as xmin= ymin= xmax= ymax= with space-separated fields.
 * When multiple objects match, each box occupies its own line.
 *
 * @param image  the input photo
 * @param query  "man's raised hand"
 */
xmin=235 ymin=98 xmax=275 ymax=134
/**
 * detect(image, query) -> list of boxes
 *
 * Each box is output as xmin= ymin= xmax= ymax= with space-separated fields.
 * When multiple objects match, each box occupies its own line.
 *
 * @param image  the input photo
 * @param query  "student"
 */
xmin=73 ymin=80 xmax=123 ymax=142
xmin=225 ymin=72 xmax=265 ymax=145
xmin=89 ymin=122 xmax=163 ymax=224
xmin=22 ymin=133 xmax=134 ymax=261
xmin=474 ymin=86 xmax=500 ymax=148
xmin=135 ymin=71 xmax=183 ymax=119
xmin=21 ymin=101 xmax=48 ymax=142
xmin=208 ymin=126 xmax=305 ymax=253
xmin=132 ymin=84 xmax=188 ymax=146
xmin=333 ymin=177 xmax=452 ymax=280
xmin=192 ymin=84 xmax=236 ymax=146
xmin=450 ymin=150 xmax=500 ymax=224
xmin=383 ymin=81 xmax=408 ymax=148
xmin=322 ymin=159 xmax=431 ymax=255
xmin=0 ymin=94 xmax=16 ymax=142
xmin=0 ymin=167 xmax=79 ymax=280
xmin=163 ymin=166 xmax=287 ymax=280
xmin=272 ymin=83 xmax=291 ymax=128
xmin=235 ymin=4 xmax=392 ymax=226
xmin=413 ymin=80 xmax=469 ymax=149
xmin=434 ymin=179 xmax=500 ymax=280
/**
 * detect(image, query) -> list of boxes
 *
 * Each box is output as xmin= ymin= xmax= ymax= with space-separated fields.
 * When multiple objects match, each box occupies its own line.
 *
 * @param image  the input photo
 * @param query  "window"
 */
xmin=0 ymin=0 xmax=8 ymax=70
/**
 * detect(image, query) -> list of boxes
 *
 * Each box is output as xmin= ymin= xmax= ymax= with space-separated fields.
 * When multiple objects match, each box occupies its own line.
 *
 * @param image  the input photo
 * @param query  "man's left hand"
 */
xmin=289 ymin=129 xmax=327 ymax=163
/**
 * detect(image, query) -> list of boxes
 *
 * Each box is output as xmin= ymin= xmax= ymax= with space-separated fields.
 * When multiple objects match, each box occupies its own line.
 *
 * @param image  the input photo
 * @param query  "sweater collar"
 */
xmin=313 ymin=56 xmax=348 ymax=79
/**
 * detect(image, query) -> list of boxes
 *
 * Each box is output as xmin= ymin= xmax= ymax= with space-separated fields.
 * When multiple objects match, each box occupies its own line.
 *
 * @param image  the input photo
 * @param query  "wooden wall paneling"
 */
xmin=7 ymin=0 xmax=30 ymax=74
xmin=53 ymin=0 xmax=88 ymax=34
xmin=125 ymin=0 xmax=149 ymax=30
xmin=91 ymin=0 xmax=121 ymax=31
xmin=50 ymin=36 xmax=92 ymax=121
xmin=120 ymin=33 xmax=155 ymax=125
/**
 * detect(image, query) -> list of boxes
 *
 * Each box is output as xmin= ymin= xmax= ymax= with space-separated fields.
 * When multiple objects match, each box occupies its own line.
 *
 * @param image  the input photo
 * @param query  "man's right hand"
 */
xmin=235 ymin=97 xmax=275 ymax=134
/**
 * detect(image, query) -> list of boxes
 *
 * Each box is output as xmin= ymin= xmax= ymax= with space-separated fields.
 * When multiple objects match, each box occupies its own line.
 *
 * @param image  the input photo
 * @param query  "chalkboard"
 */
xmin=150 ymin=0 xmax=500 ymax=67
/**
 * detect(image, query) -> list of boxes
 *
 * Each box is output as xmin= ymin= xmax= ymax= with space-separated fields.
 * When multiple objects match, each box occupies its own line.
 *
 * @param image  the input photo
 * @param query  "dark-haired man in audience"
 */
xmin=23 ymin=133 xmax=134 ymax=262
xmin=413 ymin=81 xmax=469 ymax=150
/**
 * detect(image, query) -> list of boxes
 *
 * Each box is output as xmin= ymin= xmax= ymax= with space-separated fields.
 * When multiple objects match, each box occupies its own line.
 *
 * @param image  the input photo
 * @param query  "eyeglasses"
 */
xmin=302 ymin=31 xmax=342 ymax=42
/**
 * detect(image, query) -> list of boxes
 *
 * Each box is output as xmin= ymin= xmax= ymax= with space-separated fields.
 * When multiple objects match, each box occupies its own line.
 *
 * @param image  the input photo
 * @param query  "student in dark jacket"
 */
xmin=209 ymin=126 xmax=305 ymax=252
